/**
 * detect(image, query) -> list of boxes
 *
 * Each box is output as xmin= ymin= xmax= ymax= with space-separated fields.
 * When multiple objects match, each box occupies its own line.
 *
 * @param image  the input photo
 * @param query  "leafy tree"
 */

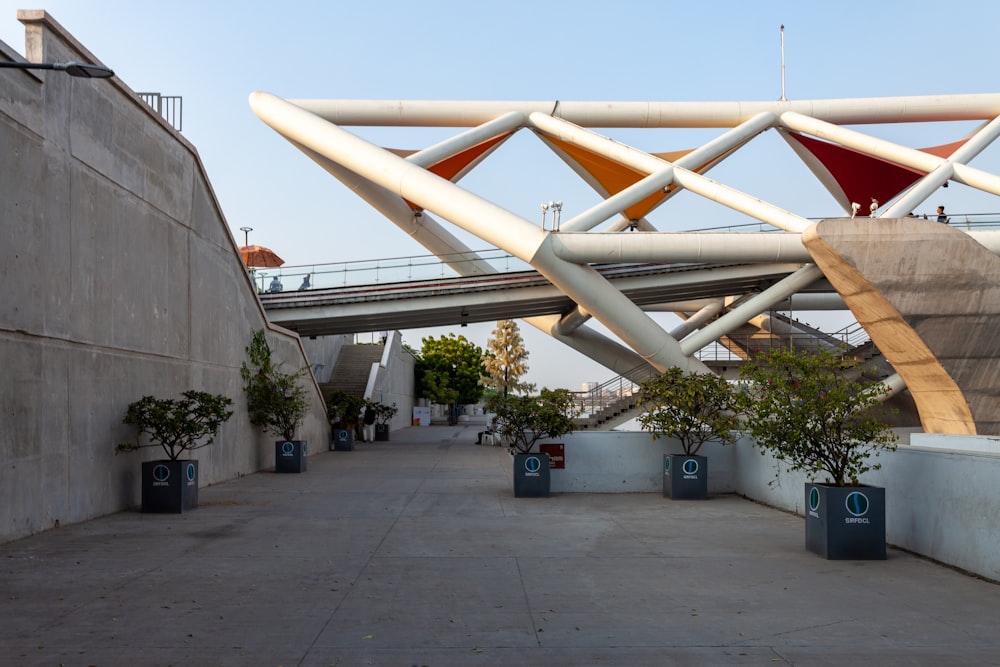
xmin=486 ymin=388 xmax=578 ymax=454
xmin=737 ymin=347 xmax=898 ymax=487
xmin=118 ymin=391 xmax=234 ymax=461
xmin=638 ymin=367 xmax=740 ymax=455
xmin=326 ymin=390 xmax=366 ymax=428
xmin=415 ymin=334 xmax=486 ymax=418
xmin=483 ymin=319 xmax=533 ymax=397
xmin=241 ymin=329 xmax=311 ymax=440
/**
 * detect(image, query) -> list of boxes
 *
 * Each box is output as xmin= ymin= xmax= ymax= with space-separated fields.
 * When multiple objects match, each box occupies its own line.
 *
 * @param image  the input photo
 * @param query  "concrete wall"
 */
xmin=0 ymin=12 xmax=329 ymax=543
xmin=548 ymin=430 xmax=1000 ymax=581
xmin=550 ymin=432 xmax=735 ymax=493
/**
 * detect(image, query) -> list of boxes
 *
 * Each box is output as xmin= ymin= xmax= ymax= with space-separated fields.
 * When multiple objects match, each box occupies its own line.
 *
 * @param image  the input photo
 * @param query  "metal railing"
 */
xmin=138 ymin=92 xmax=183 ymax=132
xmin=252 ymin=248 xmax=531 ymax=294
xmin=572 ymin=363 xmax=659 ymax=418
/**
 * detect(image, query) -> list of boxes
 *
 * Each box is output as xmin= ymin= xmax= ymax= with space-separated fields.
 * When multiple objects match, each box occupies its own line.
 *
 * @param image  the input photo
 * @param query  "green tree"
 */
xmin=118 ymin=391 xmax=234 ymax=461
xmin=483 ymin=319 xmax=533 ymax=397
xmin=416 ymin=334 xmax=486 ymax=421
xmin=240 ymin=329 xmax=311 ymax=441
xmin=737 ymin=347 xmax=898 ymax=487
xmin=638 ymin=367 xmax=740 ymax=455
xmin=486 ymin=388 xmax=578 ymax=454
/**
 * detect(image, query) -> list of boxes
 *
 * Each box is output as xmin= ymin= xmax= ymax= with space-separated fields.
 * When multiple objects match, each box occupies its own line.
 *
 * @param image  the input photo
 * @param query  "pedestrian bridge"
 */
xmin=250 ymin=91 xmax=1000 ymax=436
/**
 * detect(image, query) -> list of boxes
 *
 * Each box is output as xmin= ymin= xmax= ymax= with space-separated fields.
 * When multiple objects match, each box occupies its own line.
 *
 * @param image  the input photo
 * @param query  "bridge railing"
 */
xmin=250 ymin=247 xmax=531 ymax=294
xmin=251 ymin=213 xmax=1000 ymax=293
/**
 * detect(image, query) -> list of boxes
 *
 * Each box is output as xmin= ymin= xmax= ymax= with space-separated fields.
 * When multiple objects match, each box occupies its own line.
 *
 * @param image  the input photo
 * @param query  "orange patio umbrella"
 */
xmin=239 ymin=244 xmax=284 ymax=268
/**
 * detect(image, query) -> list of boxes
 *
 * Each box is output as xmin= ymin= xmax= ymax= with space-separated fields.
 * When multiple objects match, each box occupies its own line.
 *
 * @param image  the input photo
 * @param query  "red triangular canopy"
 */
xmin=785 ymin=132 xmax=967 ymax=214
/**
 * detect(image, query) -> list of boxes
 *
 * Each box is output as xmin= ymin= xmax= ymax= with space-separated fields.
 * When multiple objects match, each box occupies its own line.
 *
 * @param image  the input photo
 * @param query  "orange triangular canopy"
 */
xmin=541 ymin=135 xmax=692 ymax=221
xmin=389 ymin=133 xmax=512 ymax=211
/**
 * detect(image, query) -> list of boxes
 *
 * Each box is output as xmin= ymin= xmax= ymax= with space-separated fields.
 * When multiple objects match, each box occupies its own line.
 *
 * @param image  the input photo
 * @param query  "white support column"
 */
xmin=294 ymin=142 xmax=498 ymax=275
xmin=406 ymin=111 xmax=525 ymax=169
xmin=251 ymin=91 xmax=708 ymax=374
xmin=550 ymin=232 xmax=810 ymax=263
xmin=679 ymin=265 xmax=825 ymax=355
xmin=529 ymin=112 xmax=810 ymax=233
xmin=559 ymin=166 xmax=675 ymax=233
xmin=669 ymin=300 xmax=725 ymax=340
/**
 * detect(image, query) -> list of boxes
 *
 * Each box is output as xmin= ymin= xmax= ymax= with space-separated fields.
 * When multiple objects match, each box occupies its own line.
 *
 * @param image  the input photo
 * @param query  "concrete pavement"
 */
xmin=3 ymin=423 xmax=1000 ymax=666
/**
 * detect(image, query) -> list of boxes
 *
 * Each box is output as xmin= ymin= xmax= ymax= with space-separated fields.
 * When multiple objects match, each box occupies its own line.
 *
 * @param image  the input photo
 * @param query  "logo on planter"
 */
xmin=682 ymin=458 xmax=699 ymax=479
xmin=808 ymin=486 xmax=821 ymax=517
xmin=186 ymin=462 xmax=196 ymax=485
xmin=664 ymin=457 xmax=670 ymax=473
xmin=338 ymin=430 xmax=350 ymax=440
xmin=282 ymin=441 xmax=295 ymax=456
xmin=152 ymin=464 xmax=170 ymax=486
xmin=524 ymin=455 xmax=542 ymax=477
xmin=844 ymin=491 xmax=871 ymax=524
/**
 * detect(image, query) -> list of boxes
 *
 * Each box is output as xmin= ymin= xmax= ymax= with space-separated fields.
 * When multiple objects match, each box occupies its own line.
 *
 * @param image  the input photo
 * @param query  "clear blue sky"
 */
xmin=4 ymin=1 xmax=999 ymax=390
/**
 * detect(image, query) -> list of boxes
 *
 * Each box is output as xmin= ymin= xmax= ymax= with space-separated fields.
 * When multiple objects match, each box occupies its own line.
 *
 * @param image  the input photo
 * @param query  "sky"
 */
xmin=3 ymin=0 xmax=1000 ymax=391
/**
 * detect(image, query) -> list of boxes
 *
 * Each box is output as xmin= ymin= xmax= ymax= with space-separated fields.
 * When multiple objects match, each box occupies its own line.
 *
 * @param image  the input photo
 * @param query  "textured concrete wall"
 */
xmin=0 ymin=12 xmax=329 ymax=543
xmin=804 ymin=218 xmax=1000 ymax=435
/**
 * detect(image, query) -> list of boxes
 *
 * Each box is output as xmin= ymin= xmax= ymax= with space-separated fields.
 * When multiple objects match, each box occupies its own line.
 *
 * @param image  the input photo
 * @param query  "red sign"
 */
xmin=539 ymin=443 xmax=565 ymax=469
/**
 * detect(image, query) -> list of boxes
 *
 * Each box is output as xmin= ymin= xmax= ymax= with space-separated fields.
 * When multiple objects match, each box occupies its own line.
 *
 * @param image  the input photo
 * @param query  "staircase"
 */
xmin=319 ymin=343 xmax=384 ymax=402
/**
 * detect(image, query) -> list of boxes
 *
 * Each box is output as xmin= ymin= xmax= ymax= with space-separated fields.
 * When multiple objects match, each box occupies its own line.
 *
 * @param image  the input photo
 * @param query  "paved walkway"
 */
xmin=3 ymin=424 xmax=1000 ymax=666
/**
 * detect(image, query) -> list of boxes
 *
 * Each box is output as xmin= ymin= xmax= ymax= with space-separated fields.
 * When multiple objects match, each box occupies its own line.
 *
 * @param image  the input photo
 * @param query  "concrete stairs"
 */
xmin=319 ymin=343 xmax=384 ymax=402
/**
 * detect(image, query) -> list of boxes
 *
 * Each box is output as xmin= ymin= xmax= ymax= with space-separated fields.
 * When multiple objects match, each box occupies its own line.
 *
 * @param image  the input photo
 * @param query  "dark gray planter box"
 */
xmin=142 ymin=460 xmax=198 ymax=513
xmin=275 ymin=440 xmax=307 ymax=473
xmin=374 ymin=424 xmax=390 ymax=441
xmin=513 ymin=453 xmax=550 ymax=498
xmin=663 ymin=454 xmax=708 ymax=500
xmin=805 ymin=483 xmax=886 ymax=560
xmin=333 ymin=428 xmax=354 ymax=451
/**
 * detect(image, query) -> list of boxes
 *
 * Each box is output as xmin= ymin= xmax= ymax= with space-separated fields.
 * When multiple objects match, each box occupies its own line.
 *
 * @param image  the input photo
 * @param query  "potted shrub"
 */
xmin=241 ymin=329 xmax=311 ymax=473
xmin=738 ymin=348 xmax=898 ymax=560
xmin=370 ymin=401 xmax=398 ymax=441
xmin=327 ymin=390 xmax=366 ymax=451
xmin=639 ymin=367 xmax=740 ymax=500
xmin=487 ymin=388 xmax=577 ymax=498
xmin=117 ymin=390 xmax=234 ymax=513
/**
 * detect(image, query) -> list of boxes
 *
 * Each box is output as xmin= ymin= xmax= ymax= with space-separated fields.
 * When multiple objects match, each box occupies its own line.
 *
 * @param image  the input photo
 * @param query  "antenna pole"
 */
xmin=779 ymin=24 xmax=787 ymax=101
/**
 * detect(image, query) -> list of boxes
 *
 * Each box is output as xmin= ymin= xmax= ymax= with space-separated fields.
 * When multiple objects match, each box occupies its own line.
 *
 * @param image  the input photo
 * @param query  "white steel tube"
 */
xmin=407 ymin=111 xmax=525 ymax=168
xmin=530 ymin=112 xmax=810 ymax=233
xmin=251 ymin=91 xmax=706 ymax=373
xmin=780 ymin=111 xmax=1000 ymax=197
xmin=550 ymin=232 xmax=810 ymax=263
xmin=669 ymin=300 xmax=725 ymax=340
xmin=558 ymin=166 xmax=675 ymax=233
xmin=679 ymin=264 xmax=825 ymax=355
xmin=287 ymin=94 xmax=1000 ymax=128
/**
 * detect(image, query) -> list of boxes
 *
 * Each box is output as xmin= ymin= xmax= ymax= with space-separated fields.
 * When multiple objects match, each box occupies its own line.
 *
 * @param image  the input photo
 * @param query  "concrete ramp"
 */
xmin=803 ymin=218 xmax=1000 ymax=435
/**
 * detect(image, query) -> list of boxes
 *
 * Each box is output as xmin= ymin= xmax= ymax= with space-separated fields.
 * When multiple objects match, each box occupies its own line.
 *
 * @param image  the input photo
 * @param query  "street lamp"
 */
xmin=0 ymin=60 xmax=114 ymax=78
xmin=239 ymin=226 xmax=253 ymax=246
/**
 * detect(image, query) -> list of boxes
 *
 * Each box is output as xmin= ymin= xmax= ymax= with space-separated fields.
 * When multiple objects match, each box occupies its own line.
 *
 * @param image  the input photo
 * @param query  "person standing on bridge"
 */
xmin=936 ymin=205 xmax=949 ymax=223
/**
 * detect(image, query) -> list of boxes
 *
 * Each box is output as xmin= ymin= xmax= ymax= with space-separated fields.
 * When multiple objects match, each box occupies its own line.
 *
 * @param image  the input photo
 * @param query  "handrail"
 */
xmin=251 ymin=214 xmax=1000 ymax=293
xmin=571 ymin=363 xmax=658 ymax=417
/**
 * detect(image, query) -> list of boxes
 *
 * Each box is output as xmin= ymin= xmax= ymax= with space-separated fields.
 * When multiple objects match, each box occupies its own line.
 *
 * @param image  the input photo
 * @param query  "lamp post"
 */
xmin=0 ymin=60 xmax=114 ymax=78
xmin=239 ymin=226 xmax=253 ymax=246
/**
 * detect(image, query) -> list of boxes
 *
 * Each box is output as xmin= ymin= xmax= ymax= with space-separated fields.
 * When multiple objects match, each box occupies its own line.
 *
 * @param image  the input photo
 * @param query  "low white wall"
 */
xmin=550 ymin=431 xmax=735 ymax=493
xmin=554 ymin=432 xmax=1000 ymax=581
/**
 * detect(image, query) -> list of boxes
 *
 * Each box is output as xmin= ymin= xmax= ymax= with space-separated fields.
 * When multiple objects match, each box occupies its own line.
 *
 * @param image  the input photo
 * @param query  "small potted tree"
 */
xmin=639 ymin=367 xmax=740 ymax=500
xmin=241 ymin=330 xmax=312 ymax=473
xmin=117 ymin=390 xmax=234 ymax=513
xmin=327 ymin=390 xmax=366 ymax=450
xmin=370 ymin=401 xmax=398 ymax=441
xmin=738 ymin=348 xmax=898 ymax=560
xmin=487 ymin=388 xmax=577 ymax=498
